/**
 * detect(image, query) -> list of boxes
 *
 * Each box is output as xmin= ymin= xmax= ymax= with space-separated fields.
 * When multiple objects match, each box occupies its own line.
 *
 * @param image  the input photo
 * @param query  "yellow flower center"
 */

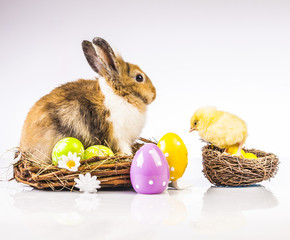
xmin=66 ymin=160 xmax=76 ymax=169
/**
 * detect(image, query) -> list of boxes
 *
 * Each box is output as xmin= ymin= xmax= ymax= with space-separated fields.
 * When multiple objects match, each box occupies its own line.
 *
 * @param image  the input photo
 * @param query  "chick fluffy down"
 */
xmin=205 ymin=112 xmax=248 ymax=148
xmin=193 ymin=107 xmax=248 ymax=149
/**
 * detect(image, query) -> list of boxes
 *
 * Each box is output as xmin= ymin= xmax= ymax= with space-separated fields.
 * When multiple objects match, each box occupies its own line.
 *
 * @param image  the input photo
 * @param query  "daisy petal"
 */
xmin=85 ymin=173 xmax=91 ymax=180
xmin=91 ymin=175 xmax=97 ymax=181
xmin=58 ymin=161 xmax=66 ymax=168
xmin=74 ymin=178 xmax=81 ymax=185
xmin=79 ymin=174 xmax=85 ymax=181
xmin=70 ymin=167 xmax=78 ymax=172
xmin=61 ymin=155 xmax=69 ymax=162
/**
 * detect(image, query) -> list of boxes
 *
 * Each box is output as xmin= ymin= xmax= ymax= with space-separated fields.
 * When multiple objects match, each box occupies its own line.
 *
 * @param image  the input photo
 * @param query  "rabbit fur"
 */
xmin=20 ymin=37 xmax=156 ymax=163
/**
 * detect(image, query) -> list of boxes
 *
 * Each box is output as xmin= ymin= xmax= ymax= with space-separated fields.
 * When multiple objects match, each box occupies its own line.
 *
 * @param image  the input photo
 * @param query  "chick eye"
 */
xmin=194 ymin=121 xmax=197 ymax=126
xmin=135 ymin=74 xmax=144 ymax=82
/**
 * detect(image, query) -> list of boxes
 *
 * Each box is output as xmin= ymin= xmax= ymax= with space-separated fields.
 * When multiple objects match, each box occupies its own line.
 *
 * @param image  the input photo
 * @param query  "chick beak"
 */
xmin=189 ymin=127 xmax=196 ymax=133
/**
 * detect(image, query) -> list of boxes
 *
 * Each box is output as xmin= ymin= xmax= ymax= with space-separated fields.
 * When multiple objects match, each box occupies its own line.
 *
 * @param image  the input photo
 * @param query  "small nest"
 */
xmin=13 ymin=138 xmax=155 ymax=191
xmin=202 ymin=145 xmax=279 ymax=186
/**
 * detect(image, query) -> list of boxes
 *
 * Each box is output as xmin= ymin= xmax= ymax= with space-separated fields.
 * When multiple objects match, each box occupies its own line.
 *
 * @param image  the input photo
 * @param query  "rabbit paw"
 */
xmin=119 ymin=142 xmax=132 ymax=156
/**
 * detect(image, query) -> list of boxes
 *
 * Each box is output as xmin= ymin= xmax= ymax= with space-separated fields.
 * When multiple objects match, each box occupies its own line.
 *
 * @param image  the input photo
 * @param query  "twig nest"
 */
xmin=202 ymin=145 xmax=279 ymax=186
xmin=13 ymin=138 xmax=156 ymax=191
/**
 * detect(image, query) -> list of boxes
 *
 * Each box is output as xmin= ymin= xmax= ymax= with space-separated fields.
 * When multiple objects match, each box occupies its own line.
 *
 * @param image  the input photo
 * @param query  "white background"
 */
xmin=1 ymin=0 xmax=289 ymax=159
xmin=1 ymin=1 xmax=290 ymax=239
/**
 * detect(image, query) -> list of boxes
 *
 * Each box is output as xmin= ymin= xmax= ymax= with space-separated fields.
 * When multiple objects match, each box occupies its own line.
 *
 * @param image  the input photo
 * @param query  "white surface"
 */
xmin=1 ymin=1 xmax=290 ymax=239
xmin=0 ymin=155 xmax=289 ymax=240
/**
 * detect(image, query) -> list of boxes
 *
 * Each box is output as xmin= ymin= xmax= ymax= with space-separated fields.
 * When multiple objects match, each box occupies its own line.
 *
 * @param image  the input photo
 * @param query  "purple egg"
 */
xmin=130 ymin=143 xmax=170 ymax=194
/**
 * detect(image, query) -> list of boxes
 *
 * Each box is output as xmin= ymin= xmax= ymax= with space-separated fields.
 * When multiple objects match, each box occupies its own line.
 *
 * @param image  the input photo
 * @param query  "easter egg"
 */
xmin=130 ymin=143 xmax=170 ymax=194
xmin=243 ymin=152 xmax=257 ymax=159
xmin=52 ymin=137 xmax=84 ymax=165
xmin=226 ymin=146 xmax=245 ymax=156
xmin=157 ymin=133 xmax=188 ymax=181
xmin=84 ymin=145 xmax=114 ymax=159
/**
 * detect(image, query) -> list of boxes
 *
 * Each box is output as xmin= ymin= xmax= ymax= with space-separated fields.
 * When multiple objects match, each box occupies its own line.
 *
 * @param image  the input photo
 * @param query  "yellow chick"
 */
xmin=189 ymin=106 xmax=248 ymax=156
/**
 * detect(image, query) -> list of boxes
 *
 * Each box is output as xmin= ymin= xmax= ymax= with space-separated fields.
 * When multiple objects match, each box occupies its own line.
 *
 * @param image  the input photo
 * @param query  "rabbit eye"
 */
xmin=135 ymin=74 xmax=144 ymax=83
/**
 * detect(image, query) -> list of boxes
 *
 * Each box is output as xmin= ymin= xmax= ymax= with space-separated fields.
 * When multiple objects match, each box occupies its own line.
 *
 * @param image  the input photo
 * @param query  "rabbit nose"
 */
xmin=153 ymin=91 xmax=156 ymax=100
xmin=151 ymin=88 xmax=157 ymax=102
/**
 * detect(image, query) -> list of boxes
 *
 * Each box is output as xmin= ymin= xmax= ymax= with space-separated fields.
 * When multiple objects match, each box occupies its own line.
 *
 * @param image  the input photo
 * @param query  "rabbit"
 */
xmin=20 ymin=37 xmax=156 ymax=163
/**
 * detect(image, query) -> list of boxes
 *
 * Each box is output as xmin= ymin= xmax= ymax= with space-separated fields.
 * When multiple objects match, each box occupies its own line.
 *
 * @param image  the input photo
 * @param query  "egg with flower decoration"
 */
xmin=52 ymin=137 xmax=84 ymax=166
xmin=130 ymin=143 xmax=170 ymax=194
xmin=157 ymin=133 xmax=188 ymax=182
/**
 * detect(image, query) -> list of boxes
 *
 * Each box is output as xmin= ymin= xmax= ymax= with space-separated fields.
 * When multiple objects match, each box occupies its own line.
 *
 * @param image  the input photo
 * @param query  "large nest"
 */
xmin=13 ymin=138 xmax=155 ymax=191
xmin=202 ymin=145 xmax=279 ymax=186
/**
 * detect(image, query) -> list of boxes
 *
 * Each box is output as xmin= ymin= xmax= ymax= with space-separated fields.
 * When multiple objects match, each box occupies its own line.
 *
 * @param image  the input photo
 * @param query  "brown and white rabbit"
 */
xmin=20 ymin=37 xmax=156 ymax=162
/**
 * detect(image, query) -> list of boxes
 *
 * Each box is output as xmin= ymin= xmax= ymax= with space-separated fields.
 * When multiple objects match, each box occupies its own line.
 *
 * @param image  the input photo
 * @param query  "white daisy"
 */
xmin=58 ymin=152 xmax=81 ymax=172
xmin=74 ymin=173 xmax=101 ymax=193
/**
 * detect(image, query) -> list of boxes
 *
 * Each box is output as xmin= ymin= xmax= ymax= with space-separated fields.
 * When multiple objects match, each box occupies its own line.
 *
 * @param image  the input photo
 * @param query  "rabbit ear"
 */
xmin=92 ymin=38 xmax=118 ymax=72
xmin=82 ymin=38 xmax=118 ymax=76
xmin=82 ymin=40 xmax=101 ymax=73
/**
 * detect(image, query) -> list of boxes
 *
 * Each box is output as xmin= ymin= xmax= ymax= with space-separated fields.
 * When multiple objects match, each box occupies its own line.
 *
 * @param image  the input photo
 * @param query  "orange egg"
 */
xmin=157 ymin=133 xmax=188 ymax=181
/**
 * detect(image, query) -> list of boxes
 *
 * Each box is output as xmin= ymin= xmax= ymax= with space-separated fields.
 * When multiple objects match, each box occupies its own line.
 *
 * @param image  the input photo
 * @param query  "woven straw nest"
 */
xmin=13 ymin=138 xmax=155 ymax=191
xmin=202 ymin=145 xmax=279 ymax=186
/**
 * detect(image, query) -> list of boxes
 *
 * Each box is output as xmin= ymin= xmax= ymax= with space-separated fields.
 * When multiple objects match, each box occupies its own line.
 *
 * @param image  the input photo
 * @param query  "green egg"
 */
xmin=84 ymin=145 xmax=114 ymax=160
xmin=52 ymin=137 xmax=84 ymax=165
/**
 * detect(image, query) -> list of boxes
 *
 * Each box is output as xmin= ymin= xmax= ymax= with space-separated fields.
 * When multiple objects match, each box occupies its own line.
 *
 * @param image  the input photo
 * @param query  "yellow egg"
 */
xmin=243 ymin=152 xmax=257 ymax=159
xmin=226 ymin=146 xmax=245 ymax=156
xmin=157 ymin=133 xmax=188 ymax=181
xmin=84 ymin=145 xmax=114 ymax=160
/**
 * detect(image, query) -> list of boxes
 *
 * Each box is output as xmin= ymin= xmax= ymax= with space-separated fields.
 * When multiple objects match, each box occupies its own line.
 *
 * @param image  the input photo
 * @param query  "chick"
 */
xmin=189 ymin=106 xmax=248 ymax=156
